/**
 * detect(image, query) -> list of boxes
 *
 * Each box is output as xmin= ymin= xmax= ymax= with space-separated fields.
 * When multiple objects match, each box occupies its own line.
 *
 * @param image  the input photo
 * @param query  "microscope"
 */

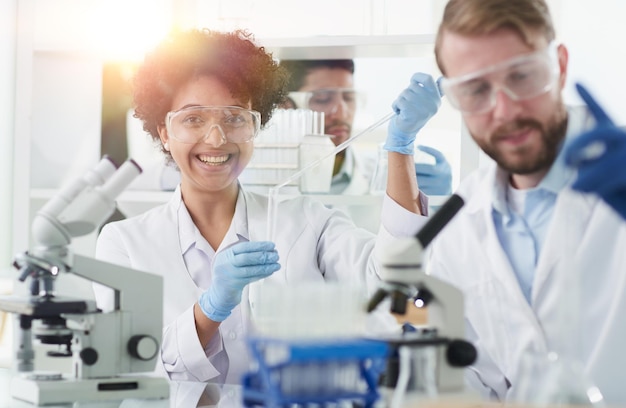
xmin=367 ymin=194 xmax=477 ymax=398
xmin=0 ymin=156 xmax=170 ymax=405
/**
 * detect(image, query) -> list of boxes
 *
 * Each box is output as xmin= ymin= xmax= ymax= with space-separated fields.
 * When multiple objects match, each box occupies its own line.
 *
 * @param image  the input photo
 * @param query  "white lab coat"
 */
xmin=95 ymin=186 xmax=404 ymax=384
xmin=425 ymin=107 xmax=626 ymax=404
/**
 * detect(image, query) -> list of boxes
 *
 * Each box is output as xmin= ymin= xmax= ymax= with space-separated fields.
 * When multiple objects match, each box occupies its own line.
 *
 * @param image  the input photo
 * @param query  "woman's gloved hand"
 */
xmin=565 ymin=83 xmax=626 ymax=220
xmin=199 ymin=241 xmax=280 ymax=322
xmin=415 ymin=145 xmax=452 ymax=196
xmin=384 ymin=73 xmax=441 ymax=155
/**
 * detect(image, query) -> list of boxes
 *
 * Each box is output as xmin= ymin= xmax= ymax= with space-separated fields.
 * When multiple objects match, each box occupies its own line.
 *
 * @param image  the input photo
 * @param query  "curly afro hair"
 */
xmin=132 ymin=28 xmax=289 ymax=158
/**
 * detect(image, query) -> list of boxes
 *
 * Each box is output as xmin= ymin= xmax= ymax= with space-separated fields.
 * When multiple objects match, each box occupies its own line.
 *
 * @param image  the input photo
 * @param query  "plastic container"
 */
xmin=249 ymin=281 xmax=368 ymax=340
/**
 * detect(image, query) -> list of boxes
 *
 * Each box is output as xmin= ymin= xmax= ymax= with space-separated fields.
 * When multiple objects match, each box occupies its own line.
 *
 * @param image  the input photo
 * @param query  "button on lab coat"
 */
xmin=95 ymin=187 xmax=400 ymax=384
xmin=425 ymin=108 xmax=626 ymax=404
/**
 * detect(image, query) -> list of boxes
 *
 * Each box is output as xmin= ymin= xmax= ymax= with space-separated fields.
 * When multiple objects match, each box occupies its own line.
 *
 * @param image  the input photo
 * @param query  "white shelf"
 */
xmin=28 ymin=34 xmax=437 ymax=61
xmin=31 ymin=188 xmax=384 ymax=209
xmin=31 ymin=188 xmax=449 ymax=221
xmin=261 ymin=34 xmax=436 ymax=60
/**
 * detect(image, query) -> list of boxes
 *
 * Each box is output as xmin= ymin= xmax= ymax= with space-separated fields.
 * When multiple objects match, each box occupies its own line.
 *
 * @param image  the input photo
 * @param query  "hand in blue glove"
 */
xmin=199 ymin=241 xmax=280 ymax=322
xmin=384 ymin=72 xmax=441 ymax=155
xmin=564 ymin=83 xmax=626 ymax=220
xmin=415 ymin=145 xmax=452 ymax=196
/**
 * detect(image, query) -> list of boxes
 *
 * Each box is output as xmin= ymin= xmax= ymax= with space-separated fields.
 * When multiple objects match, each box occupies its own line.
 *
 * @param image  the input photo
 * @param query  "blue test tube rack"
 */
xmin=242 ymin=337 xmax=389 ymax=408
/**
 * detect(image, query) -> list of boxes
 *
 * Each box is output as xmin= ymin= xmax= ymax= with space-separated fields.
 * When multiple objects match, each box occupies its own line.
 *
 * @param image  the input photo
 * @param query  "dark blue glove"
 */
xmin=415 ymin=145 xmax=452 ymax=196
xmin=564 ymin=83 xmax=626 ymax=220
xmin=199 ymin=241 xmax=280 ymax=322
xmin=384 ymin=73 xmax=441 ymax=155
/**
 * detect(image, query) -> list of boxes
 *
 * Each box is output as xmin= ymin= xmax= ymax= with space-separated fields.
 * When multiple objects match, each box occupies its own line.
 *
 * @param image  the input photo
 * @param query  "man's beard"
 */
xmin=476 ymin=107 xmax=568 ymax=175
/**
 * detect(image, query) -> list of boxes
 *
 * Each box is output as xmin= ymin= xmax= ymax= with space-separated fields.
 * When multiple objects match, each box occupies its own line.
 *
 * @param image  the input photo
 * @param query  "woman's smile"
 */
xmin=197 ymin=153 xmax=231 ymax=165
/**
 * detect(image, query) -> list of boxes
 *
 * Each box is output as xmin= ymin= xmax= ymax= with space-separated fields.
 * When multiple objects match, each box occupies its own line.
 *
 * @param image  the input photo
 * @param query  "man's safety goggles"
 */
xmin=287 ymin=88 xmax=363 ymax=115
xmin=165 ymin=106 xmax=261 ymax=144
xmin=439 ymin=42 xmax=560 ymax=115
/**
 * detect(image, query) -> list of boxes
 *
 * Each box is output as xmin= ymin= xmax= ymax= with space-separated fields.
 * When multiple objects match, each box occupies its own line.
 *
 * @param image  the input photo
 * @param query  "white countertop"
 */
xmin=0 ymin=369 xmax=245 ymax=408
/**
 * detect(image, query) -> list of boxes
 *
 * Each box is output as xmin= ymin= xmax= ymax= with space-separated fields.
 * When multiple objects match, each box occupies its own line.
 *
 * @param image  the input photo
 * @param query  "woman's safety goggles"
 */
xmin=439 ymin=42 xmax=560 ymax=115
xmin=165 ymin=106 xmax=261 ymax=144
xmin=288 ymin=88 xmax=363 ymax=115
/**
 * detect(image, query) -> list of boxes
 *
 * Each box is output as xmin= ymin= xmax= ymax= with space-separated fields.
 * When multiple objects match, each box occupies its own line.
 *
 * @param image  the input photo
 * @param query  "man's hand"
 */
xmin=415 ymin=145 xmax=452 ymax=196
xmin=565 ymin=83 xmax=626 ymax=220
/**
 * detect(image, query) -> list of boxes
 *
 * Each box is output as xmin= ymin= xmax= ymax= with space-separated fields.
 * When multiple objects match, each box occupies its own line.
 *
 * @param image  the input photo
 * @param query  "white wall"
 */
xmin=1 ymin=1 xmax=17 ymax=269
xmin=554 ymin=0 xmax=626 ymax=125
xmin=0 ymin=0 xmax=17 ymax=369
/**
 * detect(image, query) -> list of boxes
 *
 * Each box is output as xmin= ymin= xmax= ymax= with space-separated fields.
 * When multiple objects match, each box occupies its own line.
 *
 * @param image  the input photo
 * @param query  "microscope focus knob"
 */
xmin=80 ymin=347 xmax=99 ymax=365
xmin=446 ymin=339 xmax=477 ymax=367
xmin=128 ymin=335 xmax=159 ymax=361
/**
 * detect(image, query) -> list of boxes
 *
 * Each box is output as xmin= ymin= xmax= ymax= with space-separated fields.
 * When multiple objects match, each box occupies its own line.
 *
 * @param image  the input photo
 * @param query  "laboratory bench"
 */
xmin=4 ymin=368 xmax=602 ymax=408
xmin=1 ymin=358 xmax=488 ymax=408
xmin=0 ymin=368 xmax=241 ymax=408
xmin=0 ymin=366 xmax=496 ymax=408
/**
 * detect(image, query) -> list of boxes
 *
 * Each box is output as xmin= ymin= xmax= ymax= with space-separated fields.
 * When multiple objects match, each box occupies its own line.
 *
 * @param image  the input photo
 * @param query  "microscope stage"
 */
xmin=0 ymin=295 xmax=94 ymax=317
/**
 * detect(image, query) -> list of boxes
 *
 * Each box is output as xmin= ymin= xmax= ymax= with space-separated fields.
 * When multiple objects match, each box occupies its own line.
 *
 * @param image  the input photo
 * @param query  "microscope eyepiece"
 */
xmin=416 ymin=194 xmax=464 ymax=248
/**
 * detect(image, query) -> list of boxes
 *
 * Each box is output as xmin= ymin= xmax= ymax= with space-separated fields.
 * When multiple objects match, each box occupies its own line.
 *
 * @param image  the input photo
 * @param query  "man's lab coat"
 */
xmin=425 ymin=107 xmax=626 ymax=404
xmin=334 ymin=147 xmax=375 ymax=195
xmin=95 ymin=187 xmax=400 ymax=383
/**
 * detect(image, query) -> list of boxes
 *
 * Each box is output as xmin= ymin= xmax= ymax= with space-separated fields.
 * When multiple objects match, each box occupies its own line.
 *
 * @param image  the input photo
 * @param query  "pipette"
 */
xmin=267 ymin=111 xmax=395 ymax=241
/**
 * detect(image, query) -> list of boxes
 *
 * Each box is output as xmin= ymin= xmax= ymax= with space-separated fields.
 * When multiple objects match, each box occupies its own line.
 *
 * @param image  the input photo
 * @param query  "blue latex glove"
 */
xmin=415 ymin=145 xmax=452 ymax=196
xmin=384 ymin=72 xmax=441 ymax=155
xmin=199 ymin=241 xmax=280 ymax=322
xmin=564 ymin=83 xmax=626 ymax=220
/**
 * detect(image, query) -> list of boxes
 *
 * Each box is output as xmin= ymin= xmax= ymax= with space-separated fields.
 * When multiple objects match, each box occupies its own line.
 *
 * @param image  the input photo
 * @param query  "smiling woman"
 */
xmin=91 ymin=27 xmax=437 ymax=385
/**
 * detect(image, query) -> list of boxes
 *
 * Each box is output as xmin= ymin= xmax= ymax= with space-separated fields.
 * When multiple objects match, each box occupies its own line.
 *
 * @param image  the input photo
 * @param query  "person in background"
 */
xmin=279 ymin=59 xmax=452 ymax=196
xmin=93 ymin=28 xmax=441 ymax=384
xmin=389 ymin=0 xmax=626 ymax=404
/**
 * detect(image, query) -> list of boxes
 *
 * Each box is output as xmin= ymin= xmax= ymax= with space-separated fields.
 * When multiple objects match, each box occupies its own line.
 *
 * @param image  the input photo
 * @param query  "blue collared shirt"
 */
xmin=491 ymin=108 xmax=588 ymax=303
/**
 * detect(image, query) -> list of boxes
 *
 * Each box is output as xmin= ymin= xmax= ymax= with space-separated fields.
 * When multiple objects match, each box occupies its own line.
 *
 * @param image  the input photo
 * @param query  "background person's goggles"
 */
xmin=166 ymin=106 xmax=261 ymax=144
xmin=439 ymin=42 xmax=559 ymax=115
xmin=288 ymin=88 xmax=363 ymax=115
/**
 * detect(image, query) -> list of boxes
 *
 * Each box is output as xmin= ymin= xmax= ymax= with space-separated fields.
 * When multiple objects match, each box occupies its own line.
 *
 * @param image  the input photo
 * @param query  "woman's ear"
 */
xmin=158 ymin=124 xmax=169 ymax=151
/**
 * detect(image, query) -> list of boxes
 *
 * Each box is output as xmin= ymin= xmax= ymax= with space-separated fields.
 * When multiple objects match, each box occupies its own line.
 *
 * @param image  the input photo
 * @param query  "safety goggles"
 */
xmin=165 ymin=106 xmax=261 ymax=144
xmin=439 ymin=42 xmax=560 ymax=115
xmin=288 ymin=88 xmax=363 ymax=115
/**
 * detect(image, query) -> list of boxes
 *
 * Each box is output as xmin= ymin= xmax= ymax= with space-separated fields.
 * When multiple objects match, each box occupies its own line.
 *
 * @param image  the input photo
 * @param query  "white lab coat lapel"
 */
xmin=459 ymin=169 xmax=548 ymax=378
xmin=531 ymin=189 xmax=603 ymax=355
xmin=161 ymin=192 xmax=205 ymax=325
xmin=532 ymin=107 xmax=596 ymax=306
